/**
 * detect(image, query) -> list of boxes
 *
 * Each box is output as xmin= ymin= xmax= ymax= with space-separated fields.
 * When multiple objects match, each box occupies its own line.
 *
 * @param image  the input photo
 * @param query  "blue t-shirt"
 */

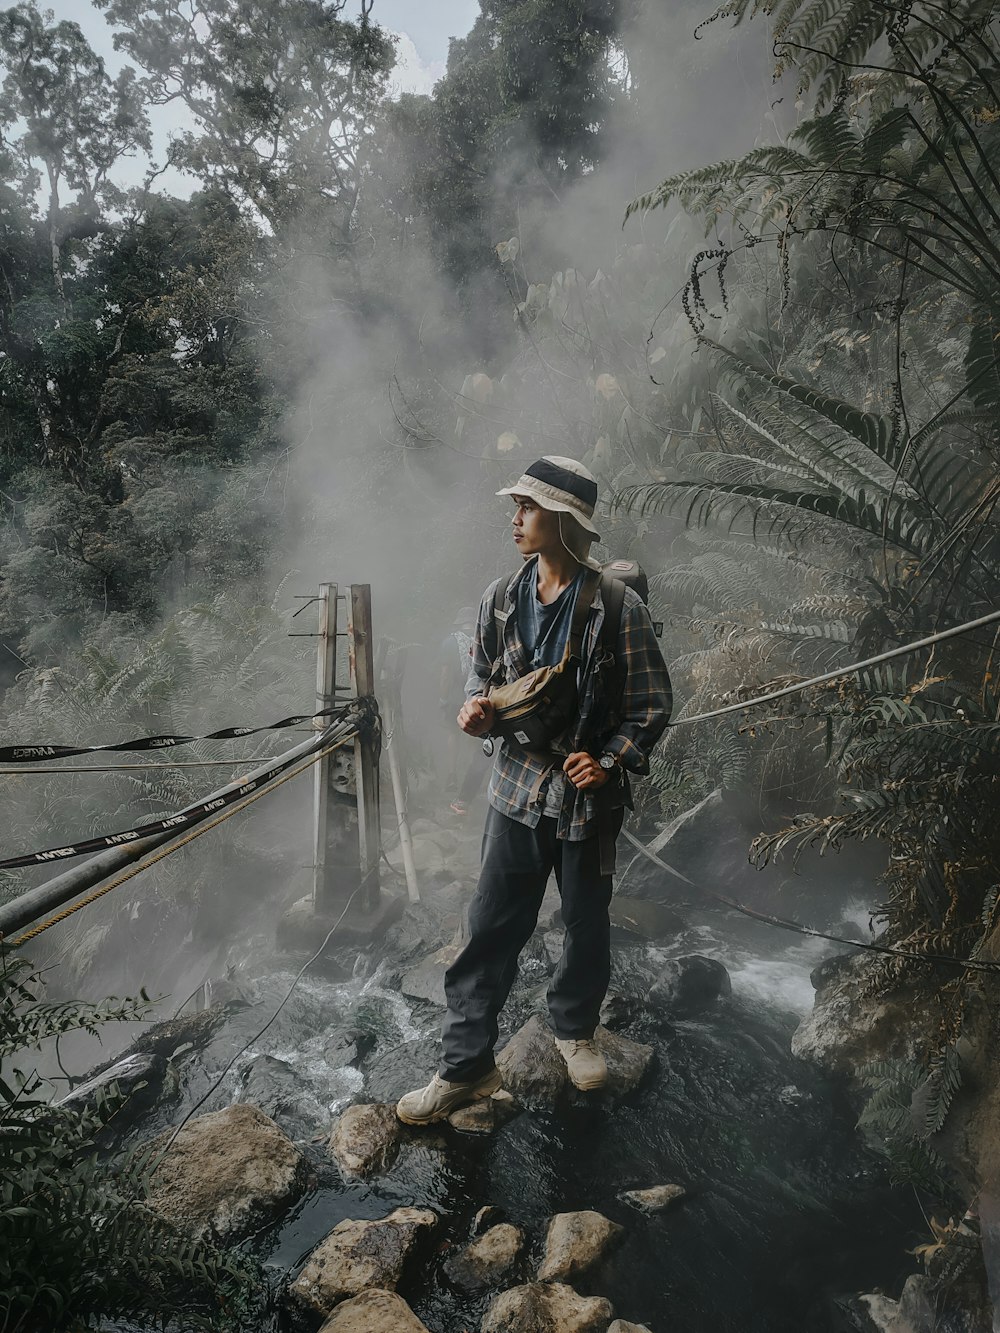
xmin=517 ymin=563 xmax=585 ymax=669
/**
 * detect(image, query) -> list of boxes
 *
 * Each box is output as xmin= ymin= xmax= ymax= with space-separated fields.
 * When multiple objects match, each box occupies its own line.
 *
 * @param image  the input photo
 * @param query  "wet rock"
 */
xmin=443 ymin=1221 xmax=524 ymax=1291
xmin=235 ymin=1054 xmax=327 ymax=1137
xmin=481 ymin=1282 xmax=614 ymax=1332
xmin=447 ymin=1089 xmax=520 ymax=1134
xmin=328 ymin=1102 xmax=401 ymax=1176
xmin=474 ymin=1205 xmax=504 ymax=1233
xmin=400 ymin=938 xmax=463 ymax=1007
xmin=648 ymin=955 xmax=732 ymax=1017
xmin=618 ymin=1183 xmax=686 ymax=1213
xmin=317 ymin=1288 xmax=430 ymax=1332
xmin=55 ymin=1052 xmax=169 ymax=1123
xmin=497 ymin=1015 xmax=652 ymax=1108
xmin=289 ymin=1206 xmax=437 ymax=1315
xmin=129 ymin=1004 xmax=232 ymax=1059
xmin=538 ymin=1209 xmax=624 ymax=1283
xmin=144 ymin=1103 xmax=304 ymax=1242
xmin=858 ymin=1275 xmax=936 ymax=1332
xmin=324 ymin=1026 xmax=376 ymax=1068
xmin=792 ymin=952 xmax=940 ymax=1077
xmin=609 ymin=896 xmax=684 ymax=942
xmin=496 ymin=1014 xmax=568 ymax=1105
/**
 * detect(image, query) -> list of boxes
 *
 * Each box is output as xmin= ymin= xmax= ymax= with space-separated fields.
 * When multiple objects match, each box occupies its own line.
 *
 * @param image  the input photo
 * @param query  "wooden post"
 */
xmin=348 ymin=584 xmax=380 ymax=913
xmin=312 ymin=583 xmax=337 ymax=912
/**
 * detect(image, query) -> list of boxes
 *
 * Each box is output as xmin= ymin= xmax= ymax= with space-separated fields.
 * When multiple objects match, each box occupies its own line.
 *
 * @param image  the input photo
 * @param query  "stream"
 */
xmin=99 ymin=824 xmax=925 ymax=1333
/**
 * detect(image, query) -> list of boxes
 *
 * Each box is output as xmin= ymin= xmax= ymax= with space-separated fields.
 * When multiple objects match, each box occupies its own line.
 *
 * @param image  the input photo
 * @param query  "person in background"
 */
xmin=397 ymin=456 xmax=672 ymax=1124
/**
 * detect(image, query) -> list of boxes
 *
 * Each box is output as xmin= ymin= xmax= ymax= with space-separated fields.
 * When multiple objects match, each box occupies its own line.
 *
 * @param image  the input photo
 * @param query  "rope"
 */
xmin=664 ymin=606 xmax=1000 ymax=728
xmin=619 ymin=828 xmax=1000 ymax=975
xmin=0 ymin=759 xmax=288 ymax=775
xmin=7 ymin=735 xmax=356 ymax=949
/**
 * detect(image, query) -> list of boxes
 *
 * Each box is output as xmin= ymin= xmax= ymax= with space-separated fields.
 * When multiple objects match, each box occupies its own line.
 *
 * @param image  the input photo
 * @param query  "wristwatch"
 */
xmin=598 ymin=752 xmax=618 ymax=771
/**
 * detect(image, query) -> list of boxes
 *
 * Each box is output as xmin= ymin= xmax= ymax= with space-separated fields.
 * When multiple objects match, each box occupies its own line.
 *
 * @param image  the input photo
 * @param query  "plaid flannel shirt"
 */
xmin=465 ymin=558 xmax=672 ymax=841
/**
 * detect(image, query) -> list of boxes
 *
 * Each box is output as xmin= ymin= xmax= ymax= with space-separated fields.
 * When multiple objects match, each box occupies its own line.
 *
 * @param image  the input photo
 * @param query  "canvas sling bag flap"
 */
xmin=485 ymin=568 xmax=600 ymax=753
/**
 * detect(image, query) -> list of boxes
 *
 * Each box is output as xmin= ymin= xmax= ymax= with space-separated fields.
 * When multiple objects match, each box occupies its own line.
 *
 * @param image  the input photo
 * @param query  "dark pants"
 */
xmin=439 ymin=804 xmax=621 ymax=1082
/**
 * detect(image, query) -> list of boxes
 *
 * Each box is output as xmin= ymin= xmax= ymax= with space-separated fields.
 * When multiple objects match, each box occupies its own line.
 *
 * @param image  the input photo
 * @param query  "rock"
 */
xmin=235 ymin=1054 xmax=327 ymax=1137
xmin=324 ymin=1026 xmax=376 ymax=1068
xmin=538 ymin=1210 xmax=624 ymax=1283
xmin=447 ymin=1089 xmax=520 ymax=1134
xmin=609 ymin=896 xmax=684 ymax=941
xmin=858 ymin=1275 xmax=936 ymax=1332
xmin=618 ymin=1183 xmax=685 ymax=1213
xmin=648 ymin=954 xmax=732 ymax=1017
xmin=481 ymin=1282 xmax=614 ymax=1333
xmin=497 ymin=1014 xmax=568 ymax=1105
xmin=143 ymin=1103 xmax=304 ymax=1242
xmin=289 ymin=1207 xmax=437 ymax=1315
xmin=328 ymin=1103 xmax=402 ymax=1176
xmin=317 ymin=1288 xmax=430 ymax=1332
xmin=474 ymin=1205 xmax=504 ymax=1233
xmin=595 ymin=1026 xmax=654 ymax=1095
xmin=497 ymin=1015 xmax=652 ymax=1107
xmin=129 ymin=1004 xmax=231 ymax=1059
xmin=792 ymin=952 xmax=941 ymax=1077
xmin=443 ymin=1222 xmax=524 ymax=1291
xmin=55 ymin=1052 xmax=169 ymax=1122
xmin=608 ymin=1322 xmax=654 ymax=1333
xmin=400 ymin=938 xmax=463 ymax=1007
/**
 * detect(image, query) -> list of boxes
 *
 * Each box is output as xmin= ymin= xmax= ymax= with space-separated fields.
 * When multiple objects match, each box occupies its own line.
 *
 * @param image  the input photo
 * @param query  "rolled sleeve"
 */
xmin=602 ymin=592 xmax=672 ymax=775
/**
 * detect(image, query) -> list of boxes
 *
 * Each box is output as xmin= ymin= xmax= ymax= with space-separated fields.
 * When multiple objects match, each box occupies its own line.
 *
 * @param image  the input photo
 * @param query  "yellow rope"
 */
xmin=6 ymin=734 xmax=356 ymax=949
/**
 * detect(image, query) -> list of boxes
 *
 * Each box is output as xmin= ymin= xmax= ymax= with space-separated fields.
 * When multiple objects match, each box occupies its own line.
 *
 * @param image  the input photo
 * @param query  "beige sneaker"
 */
xmin=396 ymin=1067 xmax=503 ymax=1125
xmin=554 ymin=1036 xmax=608 ymax=1090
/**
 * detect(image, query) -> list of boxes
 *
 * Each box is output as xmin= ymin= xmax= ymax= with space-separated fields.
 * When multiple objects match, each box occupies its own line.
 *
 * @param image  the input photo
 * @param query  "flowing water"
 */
xmin=109 ymin=867 xmax=924 ymax=1333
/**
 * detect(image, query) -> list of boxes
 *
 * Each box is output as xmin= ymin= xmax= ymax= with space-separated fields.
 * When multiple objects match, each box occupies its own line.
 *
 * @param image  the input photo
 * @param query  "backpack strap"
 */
xmin=484 ymin=572 xmax=516 ymax=686
xmin=599 ymin=573 xmax=628 ymax=714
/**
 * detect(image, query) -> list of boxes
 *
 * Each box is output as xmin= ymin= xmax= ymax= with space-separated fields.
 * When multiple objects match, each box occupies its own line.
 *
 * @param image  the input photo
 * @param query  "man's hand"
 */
xmin=458 ymin=696 xmax=495 ymax=737
xmin=563 ymin=751 xmax=611 ymax=790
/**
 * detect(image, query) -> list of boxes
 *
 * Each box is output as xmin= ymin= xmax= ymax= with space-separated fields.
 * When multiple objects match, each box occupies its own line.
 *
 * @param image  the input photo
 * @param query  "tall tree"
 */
xmin=97 ymin=0 xmax=395 ymax=242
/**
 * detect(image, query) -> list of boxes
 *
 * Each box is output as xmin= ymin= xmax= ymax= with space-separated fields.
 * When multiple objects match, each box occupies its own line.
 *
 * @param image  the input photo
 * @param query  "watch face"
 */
xmin=599 ymin=753 xmax=615 ymax=770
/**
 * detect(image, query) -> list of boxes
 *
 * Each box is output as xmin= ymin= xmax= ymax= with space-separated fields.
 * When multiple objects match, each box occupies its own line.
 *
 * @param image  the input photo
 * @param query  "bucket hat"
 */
xmin=496 ymin=455 xmax=601 ymax=538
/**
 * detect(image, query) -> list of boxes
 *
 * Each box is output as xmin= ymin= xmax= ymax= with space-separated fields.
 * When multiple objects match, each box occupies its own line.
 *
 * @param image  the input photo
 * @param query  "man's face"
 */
xmin=511 ymin=494 xmax=560 ymax=556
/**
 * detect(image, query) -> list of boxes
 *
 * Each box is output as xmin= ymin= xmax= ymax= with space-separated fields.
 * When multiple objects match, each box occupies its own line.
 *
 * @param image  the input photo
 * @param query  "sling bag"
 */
xmin=484 ymin=568 xmax=600 ymax=752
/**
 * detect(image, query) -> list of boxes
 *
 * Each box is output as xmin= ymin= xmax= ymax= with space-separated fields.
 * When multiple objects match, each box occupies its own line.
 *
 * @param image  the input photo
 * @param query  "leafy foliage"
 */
xmin=0 ymin=947 xmax=268 ymax=1331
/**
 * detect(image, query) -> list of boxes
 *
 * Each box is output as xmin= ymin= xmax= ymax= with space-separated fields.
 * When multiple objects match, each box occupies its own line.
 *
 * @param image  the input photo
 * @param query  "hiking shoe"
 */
xmin=554 ymin=1036 xmax=608 ymax=1091
xmin=396 ymin=1067 xmax=503 ymax=1125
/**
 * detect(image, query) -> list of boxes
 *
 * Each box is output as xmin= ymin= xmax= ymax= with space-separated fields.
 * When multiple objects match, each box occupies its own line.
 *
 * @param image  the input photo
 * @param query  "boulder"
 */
xmin=447 ymin=1089 xmax=520 ymax=1134
xmin=400 ymin=938 xmax=463 ymax=1007
xmin=443 ymin=1222 xmax=524 ymax=1291
xmin=473 ymin=1205 xmax=504 ymax=1233
xmin=497 ymin=1015 xmax=652 ymax=1108
xmin=317 ymin=1288 xmax=430 ymax=1332
xmin=609 ymin=896 xmax=684 ymax=942
xmin=538 ymin=1210 xmax=624 ymax=1283
xmin=235 ymin=1054 xmax=328 ymax=1137
xmin=792 ymin=952 xmax=940 ymax=1077
xmin=143 ymin=1103 xmax=304 ymax=1242
xmin=328 ymin=1103 xmax=402 ymax=1177
xmin=618 ymin=1183 xmax=686 ymax=1213
xmin=481 ymin=1282 xmax=614 ymax=1333
xmin=56 ymin=1052 xmax=170 ymax=1122
xmin=648 ymin=955 xmax=732 ymax=1017
xmin=608 ymin=1322 xmax=654 ymax=1333
xmin=289 ymin=1207 xmax=437 ymax=1315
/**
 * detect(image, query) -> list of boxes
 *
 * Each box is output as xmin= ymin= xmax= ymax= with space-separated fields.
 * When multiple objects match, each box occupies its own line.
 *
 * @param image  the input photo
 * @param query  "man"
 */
xmin=396 ymin=455 xmax=672 ymax=1125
